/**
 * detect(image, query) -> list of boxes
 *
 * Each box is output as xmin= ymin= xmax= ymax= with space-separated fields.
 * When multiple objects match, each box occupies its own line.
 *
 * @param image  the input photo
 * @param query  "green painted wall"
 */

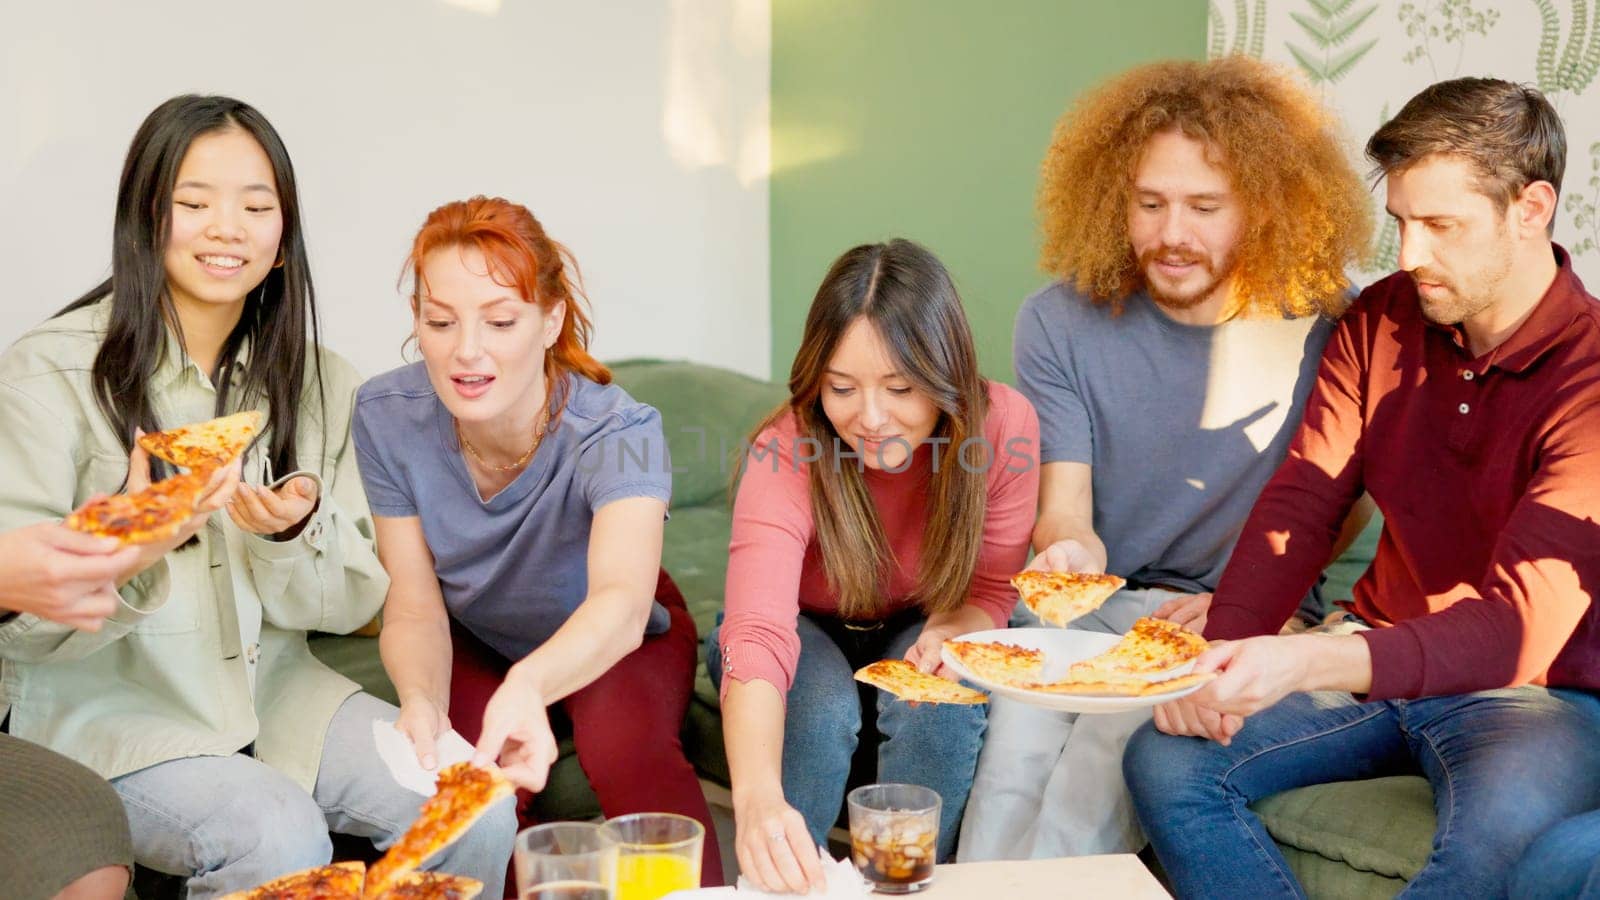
xmin=771 ymin=1 xmax=1207 ymax=383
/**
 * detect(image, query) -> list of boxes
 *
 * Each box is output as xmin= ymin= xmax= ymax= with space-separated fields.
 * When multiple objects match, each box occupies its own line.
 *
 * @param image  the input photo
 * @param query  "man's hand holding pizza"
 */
xmin=0 ymin=522 xmax=139 ymax=631
xmin=1153 ymin=633 xmax=1374 ymax=745
xmin=1027 ymin=537 xmax=1103 ymax=574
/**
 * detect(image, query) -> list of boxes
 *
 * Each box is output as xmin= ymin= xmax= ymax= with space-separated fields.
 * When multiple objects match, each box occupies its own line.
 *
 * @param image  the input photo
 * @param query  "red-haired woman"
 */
xmin=353 ymin=196 xmax=721 ymax=885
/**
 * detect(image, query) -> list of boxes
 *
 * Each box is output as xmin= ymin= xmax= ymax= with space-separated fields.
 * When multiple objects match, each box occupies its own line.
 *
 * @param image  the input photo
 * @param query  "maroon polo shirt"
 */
xmin=1207 ymin=246 xmax=1600 ymax=700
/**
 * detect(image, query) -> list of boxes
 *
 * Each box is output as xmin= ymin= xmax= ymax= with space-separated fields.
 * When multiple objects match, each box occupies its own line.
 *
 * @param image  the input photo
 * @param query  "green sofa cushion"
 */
xmin=607 ymin=358 xmax=788 ymax=510
xmin=609 ymin=358 xmax=786 ymax=787
xmin=1253 ymin=775 xmax=1435 ymax=897
xmin=308 ymin=634 xmax=399 ymax=707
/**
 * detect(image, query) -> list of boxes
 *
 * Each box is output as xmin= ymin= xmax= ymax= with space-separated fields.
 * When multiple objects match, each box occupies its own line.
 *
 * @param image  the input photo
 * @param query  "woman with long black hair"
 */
xmin=0 ymin=95 xmax=513 ymax=898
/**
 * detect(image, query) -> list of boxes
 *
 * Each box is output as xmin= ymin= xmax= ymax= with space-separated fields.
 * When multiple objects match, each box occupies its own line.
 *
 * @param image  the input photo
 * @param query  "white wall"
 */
xmin=1209 ymin=0 xmax=1600 ymax=288
xmin=0 ymin=0 xmax=771 ymax=380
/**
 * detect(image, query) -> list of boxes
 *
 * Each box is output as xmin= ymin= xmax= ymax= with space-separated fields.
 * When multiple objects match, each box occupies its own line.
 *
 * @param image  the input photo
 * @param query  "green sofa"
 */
xmin=306 ymin=358 xmax=1434 ymax=898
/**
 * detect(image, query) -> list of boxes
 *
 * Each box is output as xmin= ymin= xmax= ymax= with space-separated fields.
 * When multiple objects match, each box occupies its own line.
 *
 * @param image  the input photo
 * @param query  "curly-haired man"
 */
xmin=1124 ymin=77 xmax=1600 ymax=898
xmin=959 ymin=55 xmax=1373 ymax=861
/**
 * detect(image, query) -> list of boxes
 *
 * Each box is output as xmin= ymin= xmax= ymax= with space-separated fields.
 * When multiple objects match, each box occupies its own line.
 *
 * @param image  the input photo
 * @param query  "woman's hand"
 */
xmin=395 ymin=695 xmax=451 ymax=770
xmin=226 ymin=475 xmax=319 ymax=538
xmin=733 ymin=786 xmax=826 ymax=894
xmin=471 ymin=666 xmax=559 ymax=791
xmin=904 ymin=604 xmax=995 ymax=679
xmin=118 ymin=442 xmax=242 ymax=583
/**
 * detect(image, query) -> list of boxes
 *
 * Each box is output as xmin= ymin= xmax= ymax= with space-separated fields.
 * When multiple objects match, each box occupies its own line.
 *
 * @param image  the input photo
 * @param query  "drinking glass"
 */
xmin=847 ymin=783 xmax=940 ymax=894
xmin=599 ymin=812 xmax=704 ymax=900
xmin=515 ymin=822 xmax=617 ymax=900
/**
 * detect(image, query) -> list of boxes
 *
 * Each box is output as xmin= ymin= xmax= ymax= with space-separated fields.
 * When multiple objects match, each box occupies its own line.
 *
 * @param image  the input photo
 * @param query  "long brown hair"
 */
xmin=753 ymin=239 xmax=989 ymax=619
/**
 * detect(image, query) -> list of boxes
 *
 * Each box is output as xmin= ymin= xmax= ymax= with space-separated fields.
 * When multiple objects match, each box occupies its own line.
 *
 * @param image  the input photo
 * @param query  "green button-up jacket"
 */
xmin=0 ymin=298 xmax=390 ymax=792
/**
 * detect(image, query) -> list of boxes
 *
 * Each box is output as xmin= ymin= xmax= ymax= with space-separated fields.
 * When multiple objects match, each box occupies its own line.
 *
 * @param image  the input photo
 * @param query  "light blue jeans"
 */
xmin=1124 ymin=686 xmax=1600 ymax=899
xmin=960 ymin=587 xmax=1172 ymax=860
xmin=112 ymin=692 xmax=517 ymax=899
xmin=708 ymin=613 xmax=986 ymax=861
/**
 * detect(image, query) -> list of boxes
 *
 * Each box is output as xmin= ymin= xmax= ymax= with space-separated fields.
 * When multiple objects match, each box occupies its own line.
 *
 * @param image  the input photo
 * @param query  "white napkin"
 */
xmin=660 ymin=847 xmax=870 ymax=898
xmin=371 ymin=719 xmax=477 ymax=796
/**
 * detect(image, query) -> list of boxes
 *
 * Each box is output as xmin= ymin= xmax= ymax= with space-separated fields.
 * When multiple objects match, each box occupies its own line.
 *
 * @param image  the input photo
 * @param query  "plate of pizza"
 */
xmin=940 ymin=617 xmax=1215 ymax=714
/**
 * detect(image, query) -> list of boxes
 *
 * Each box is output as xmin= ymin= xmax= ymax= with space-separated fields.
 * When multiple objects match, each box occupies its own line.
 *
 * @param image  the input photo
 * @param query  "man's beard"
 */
xmin=1138 ymin=247 xmax=1234 ymax=309
xmin=1411 ymin=255 xmax=1508 ymax=327
xmin=1412 ymin=220 xmax=1513 ymax=327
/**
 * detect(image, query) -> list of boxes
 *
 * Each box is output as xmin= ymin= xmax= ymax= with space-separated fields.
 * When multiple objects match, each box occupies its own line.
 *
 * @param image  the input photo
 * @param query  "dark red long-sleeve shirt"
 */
xmin=1207 ymin=247 xmax=1600 ymax=700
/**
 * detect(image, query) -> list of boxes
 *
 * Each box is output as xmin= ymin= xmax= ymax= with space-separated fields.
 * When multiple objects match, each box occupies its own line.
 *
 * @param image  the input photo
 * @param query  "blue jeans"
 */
xmin=113 ymin=692 xmax=517 ymax=899
xmin=1512 ymin=808 xmax=1600 ymax=899
xmin=1123 ymin=687 xmax=1600 ymax=899
xmin=707 ymin=613 xmax=986 ymax=861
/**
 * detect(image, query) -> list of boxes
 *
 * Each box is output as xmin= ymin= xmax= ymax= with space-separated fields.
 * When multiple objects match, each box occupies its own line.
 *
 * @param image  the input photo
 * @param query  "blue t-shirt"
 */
xmin=353 ymin=363 xmax=673 ymax=660
xmin=1014 ymin=282 xmax=1331 ymax=594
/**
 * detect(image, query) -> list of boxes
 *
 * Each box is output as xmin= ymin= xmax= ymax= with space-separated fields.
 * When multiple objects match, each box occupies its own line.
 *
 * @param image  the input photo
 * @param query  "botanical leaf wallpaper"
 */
xmin=1210 ymin=0 xmax=1600 ymax=285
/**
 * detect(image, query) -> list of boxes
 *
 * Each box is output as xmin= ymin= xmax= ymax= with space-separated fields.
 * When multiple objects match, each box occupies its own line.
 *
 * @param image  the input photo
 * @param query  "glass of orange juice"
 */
xmin=599 ymin=812 xmax=703 ymax=900
xmin=515 ymin=822 xmax=617 ymax=899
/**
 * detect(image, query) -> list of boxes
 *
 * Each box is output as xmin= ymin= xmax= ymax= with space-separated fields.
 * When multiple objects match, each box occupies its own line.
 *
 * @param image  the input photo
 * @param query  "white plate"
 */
xmin=940 ymin=627 xmax=1206 ymax=714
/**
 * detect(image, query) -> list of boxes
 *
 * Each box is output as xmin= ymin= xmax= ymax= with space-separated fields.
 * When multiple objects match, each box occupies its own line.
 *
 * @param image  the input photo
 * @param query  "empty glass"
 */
xmin=515 ymin=822 xmax=617 ymax=900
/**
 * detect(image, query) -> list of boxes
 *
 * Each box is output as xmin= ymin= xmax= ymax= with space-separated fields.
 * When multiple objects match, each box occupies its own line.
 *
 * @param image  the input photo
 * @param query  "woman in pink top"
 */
xmin=708 ymin=240 xmax=1040 ymax=893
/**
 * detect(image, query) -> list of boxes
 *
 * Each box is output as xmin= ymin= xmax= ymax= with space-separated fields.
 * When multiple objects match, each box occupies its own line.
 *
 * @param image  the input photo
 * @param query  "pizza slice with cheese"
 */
xmin=854 ymin=659 xmax=987 ymax=705
xmin=376 ymin=871 xmax=483 ymax=900
xmin=363 ymin=763 xmax=514 ymax=898
xmin=64 ymin=471 xmax=208 ymax=545
xmin=1021 ymin=671 xmax=1217 ymax=697
xmin=219 ymin=861 xmax=365 ymax=900
xmin=942 ymin=639 xmax=1045 ymax=685
xmin=1010 ymin=571 xmax=1126 ymax=627
xmin=1066 ymin=616 xmax=1209 ymax=680
xmin=139 ymin=409 xmax=264 ymax=471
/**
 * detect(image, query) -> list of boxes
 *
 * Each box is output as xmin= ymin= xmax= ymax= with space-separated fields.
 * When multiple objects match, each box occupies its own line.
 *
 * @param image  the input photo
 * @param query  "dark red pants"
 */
xmin=448 ymin=570 xmax=723 ymax=891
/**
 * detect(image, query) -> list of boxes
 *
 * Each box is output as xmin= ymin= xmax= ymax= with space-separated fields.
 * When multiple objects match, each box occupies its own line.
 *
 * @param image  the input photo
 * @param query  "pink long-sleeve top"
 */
xmin=717 ymin=381 xmax=1040 ymax=701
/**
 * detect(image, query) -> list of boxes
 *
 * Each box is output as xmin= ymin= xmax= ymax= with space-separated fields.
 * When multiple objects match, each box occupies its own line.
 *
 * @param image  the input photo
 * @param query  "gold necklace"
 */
xmin=456 ymin=407 xmax=549 ymax=473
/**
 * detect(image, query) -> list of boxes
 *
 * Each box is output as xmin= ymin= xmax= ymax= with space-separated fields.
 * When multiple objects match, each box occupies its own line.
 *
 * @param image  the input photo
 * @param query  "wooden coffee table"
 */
xmin=918 ymin=855 xmax=1168 ymax=898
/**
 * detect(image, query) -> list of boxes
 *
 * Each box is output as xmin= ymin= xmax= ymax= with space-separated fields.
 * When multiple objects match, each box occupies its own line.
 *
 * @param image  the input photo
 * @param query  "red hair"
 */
xmin=404 ymin=196 xmax=611 ymax=412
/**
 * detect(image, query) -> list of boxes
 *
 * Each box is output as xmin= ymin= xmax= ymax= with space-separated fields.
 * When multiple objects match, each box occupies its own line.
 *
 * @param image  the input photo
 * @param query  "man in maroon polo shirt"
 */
xmin=1122 ymin=78 xmax=1600 ymax=898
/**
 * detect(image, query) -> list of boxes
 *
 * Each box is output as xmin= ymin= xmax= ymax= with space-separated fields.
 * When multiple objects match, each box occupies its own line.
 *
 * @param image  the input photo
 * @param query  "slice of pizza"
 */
xmin=1021 ymin=671 xmax=1217 ymax=697
xmin=374 ymin=871 xmax=483 ymax=900
xmin=64 ymin=472 xmax=208 ymax=545
xmin=139 ymin=409 xmax=265 ymax=471
xmin=1010 ymin=571 xmax=1126 ymax=627
xmin=1066 ymin=617 xmax=1209 ymax=680
xmin=363 ymin=763 xmax=514 ymax=898
xmin=853 ymin=659 xmax=987 ymax=705
xmin=942 ymin=639 xmax=1045 ymax=685
xmin=219 ymin=860 xmax=366 ymax=900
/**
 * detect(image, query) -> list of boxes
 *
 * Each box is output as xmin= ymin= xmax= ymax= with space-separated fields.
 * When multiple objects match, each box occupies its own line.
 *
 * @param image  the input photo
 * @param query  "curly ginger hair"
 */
xmin=1038 ymin=56 xmax=1372 ymax=318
